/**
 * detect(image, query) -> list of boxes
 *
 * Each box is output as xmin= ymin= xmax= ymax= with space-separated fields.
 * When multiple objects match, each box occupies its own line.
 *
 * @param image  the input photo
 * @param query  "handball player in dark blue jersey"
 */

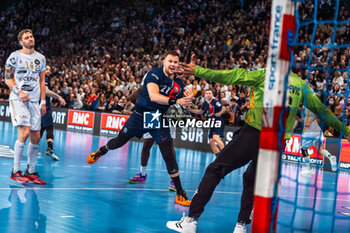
xmin=40 ymin=65 xmax=66 ymax=161
xmin=87 ymin=50 xmax=193 ymax=206
xmin=187 ymin=89 xmax=225 ymax=155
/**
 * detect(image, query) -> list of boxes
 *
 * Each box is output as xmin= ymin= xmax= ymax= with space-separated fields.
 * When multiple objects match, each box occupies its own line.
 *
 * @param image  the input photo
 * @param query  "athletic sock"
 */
xmin=320 ymin=149 xmax=331 ymax=160
xmin=28 ymin=142 xmax=39 ymax=173
xmin=99 ymin=145 xmax=109 ymax=155
xmin=140 ymin=166 xmax=147 ymax=175
xmin=14 ymin=140 xmax=25 ymax=173
xmin=305 ymin=156 xmax=311 ymax=170
xmin=172 ymin=176 xmax=183 ymax=195
xmin=48 ymin=141 xmax=53 ymax=150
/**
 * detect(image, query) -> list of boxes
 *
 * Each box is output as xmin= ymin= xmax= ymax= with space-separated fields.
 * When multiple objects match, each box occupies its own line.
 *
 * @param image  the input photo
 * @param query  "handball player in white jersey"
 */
xmin=4 ymin=29 xmax=47 ymax=184
xmin=300 ymin=107 xmax=337 ymax=174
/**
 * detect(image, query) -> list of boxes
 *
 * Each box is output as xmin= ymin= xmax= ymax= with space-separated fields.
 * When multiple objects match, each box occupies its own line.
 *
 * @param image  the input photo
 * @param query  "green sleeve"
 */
xmin=305 ymin=84 xmax=350 ymax=136
xmin=194 ymin=66 xmax=265 ymax=87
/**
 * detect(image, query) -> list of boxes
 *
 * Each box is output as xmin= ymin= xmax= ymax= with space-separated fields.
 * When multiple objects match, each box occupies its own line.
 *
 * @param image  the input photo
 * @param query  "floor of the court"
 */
xmin=0 ymin=121 xmax=349 ymax=233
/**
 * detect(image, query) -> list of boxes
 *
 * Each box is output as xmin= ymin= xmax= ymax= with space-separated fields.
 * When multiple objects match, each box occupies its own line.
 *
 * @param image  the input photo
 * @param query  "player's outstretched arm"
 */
xmin=187 ymin=107 xmax=204 ymax=115
xmin=305 ymin=84 xmax=350 ymax=140
xmin=127 ymin=86 xmax=142 ymax=102
xmin=46 ymin=86 xmax=66 ymax=106
xmin=215 ymin=106 xmax=226 ymax=117
xmin=180 ymin=54 xmax=265 ymax=87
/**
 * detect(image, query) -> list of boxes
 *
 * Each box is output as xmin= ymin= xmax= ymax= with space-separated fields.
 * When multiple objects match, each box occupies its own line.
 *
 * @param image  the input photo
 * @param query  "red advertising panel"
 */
xmin=339 ymin=140 xmax=350 ymax=170
xmin=100 ymin=113 xmax=129 ymax=136
xmin=282 ymin=134 xmax=324 ymax=165
xmin=67 ymin=110 xmax=95 ymax=133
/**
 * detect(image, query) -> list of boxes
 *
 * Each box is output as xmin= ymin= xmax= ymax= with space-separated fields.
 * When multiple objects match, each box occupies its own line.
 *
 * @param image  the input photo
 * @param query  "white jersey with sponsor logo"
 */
xmin=303 ymin=107 xmax=321 ymax=133
xmin=5 ymin=50 xmax=46 ymax=102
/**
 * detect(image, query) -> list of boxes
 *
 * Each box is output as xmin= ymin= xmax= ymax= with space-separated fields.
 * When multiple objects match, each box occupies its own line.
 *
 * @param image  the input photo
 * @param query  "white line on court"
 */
xmin=0 ymin=187 xmax=347 ymax=201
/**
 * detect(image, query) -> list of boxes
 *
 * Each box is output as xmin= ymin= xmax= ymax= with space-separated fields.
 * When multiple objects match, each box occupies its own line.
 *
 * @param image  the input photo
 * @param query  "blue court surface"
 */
xmin=0 ymin=120 xmax=349 ymax=233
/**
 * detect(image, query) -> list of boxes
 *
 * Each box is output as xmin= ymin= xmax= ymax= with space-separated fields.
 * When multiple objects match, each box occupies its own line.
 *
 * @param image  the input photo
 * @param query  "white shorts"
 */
xmin=143 ymin=127 xmax=176 ymax=140
xmin=301 ymin=131 xmax=324 ymax=149
xmin=9 ymin=100 xmax=41 ymax=131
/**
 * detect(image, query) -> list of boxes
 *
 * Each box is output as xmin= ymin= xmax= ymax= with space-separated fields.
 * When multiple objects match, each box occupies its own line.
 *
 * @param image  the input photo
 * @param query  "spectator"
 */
xmin=112 ymin=96 xmax=127 ymax=114
xmin=122 ymin=100 xmax=135 ymax=115
xmin=72 ymin=95 xmax=83 ymax=110
xmin=96 ymin=95 xmax=107 ymax=111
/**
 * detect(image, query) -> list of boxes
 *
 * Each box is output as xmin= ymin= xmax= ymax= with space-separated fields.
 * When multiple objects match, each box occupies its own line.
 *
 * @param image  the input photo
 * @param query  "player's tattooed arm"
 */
xmin=5 ymin=66 xmax=15 ymax=80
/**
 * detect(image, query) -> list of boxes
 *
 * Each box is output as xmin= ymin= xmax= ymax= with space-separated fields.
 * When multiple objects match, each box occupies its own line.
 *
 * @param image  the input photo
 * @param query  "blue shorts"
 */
xmin=41 ymin=108 xmax=53 ymax=127
xmin=208 ymin=119 xmax=225 ymax=139
xmin=120 ymin=111 xmax=172 ymax=144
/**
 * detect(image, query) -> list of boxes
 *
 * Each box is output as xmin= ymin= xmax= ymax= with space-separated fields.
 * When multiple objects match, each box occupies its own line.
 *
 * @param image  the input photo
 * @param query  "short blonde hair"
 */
xmin=18 ymin=29 xmax=33 ymax=41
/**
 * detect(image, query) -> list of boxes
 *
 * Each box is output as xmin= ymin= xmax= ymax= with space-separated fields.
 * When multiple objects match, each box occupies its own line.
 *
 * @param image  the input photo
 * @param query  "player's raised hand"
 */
xmin=59 ymin=96 xmax=66 ymax=106
xmin=176 ymin=95 xmax=193 ymax=107
xmin=183 ymin=88 xmax=194 ymax=99
xmin=40 ymin=104 xmax=46 ymax=116
xmin=179 ymin=54 xmax=196 ymax=76
xmin=18 ymin=91 xmax=30 ymax=102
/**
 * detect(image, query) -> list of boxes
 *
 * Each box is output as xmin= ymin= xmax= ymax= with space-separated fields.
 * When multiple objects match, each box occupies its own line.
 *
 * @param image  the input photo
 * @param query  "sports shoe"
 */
xmin=24 ymin=170 xmax=46 ymax=185
xmin=87 ymin=148 xmax=104 ymax=164
xmin=11 ymin=170 xmax=30 ymax=183
xmin=330 ymin=155 xmax=337 ymax=172
xmin=175 ymin=190 xmax=191 ymax=206
xmin=169 ymin=180 xmax=176 ymax=192
xmin=166 ymin=213 xmax=197 ymax=233
xmin=233 ymin=222 xmax=247 ymax=233
xmin=128 ymin=172 xmax=147 ymax=184
xmin=46 ymin=148 xmax=59 ymax=161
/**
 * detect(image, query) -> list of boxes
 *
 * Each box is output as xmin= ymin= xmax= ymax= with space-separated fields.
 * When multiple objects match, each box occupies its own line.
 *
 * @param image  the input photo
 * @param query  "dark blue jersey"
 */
xmin=41 ymin=76 xmax=53 ymax=126
xmin=45 ymin=77 xmax=51 ymax=111
xmin=135 ymin=67 xmax=184 ymax=113
xmin=202 ymin=98 xmax=223 ymax=119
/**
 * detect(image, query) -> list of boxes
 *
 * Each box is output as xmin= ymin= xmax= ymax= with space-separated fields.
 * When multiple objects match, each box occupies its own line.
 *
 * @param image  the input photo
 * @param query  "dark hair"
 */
xmin=164 ymin=50 xmax=180 ymax=58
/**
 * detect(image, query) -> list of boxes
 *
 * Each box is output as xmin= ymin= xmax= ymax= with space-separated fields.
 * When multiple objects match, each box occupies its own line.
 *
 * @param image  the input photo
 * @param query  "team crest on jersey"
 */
xmin=10 ymin=58 xmax=16 ymax=65
xmin=34 ymin=59 xmax=40 ymax=65
xmin=174 ymin=87 xmax=179 ymax=93
xmin=123 ymin=127 xmax=128 ymax=133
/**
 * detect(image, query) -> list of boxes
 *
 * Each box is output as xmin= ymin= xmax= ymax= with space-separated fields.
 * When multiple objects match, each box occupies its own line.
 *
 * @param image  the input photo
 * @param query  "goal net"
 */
xmin=253 ymin=0 xmax=350 ymax=232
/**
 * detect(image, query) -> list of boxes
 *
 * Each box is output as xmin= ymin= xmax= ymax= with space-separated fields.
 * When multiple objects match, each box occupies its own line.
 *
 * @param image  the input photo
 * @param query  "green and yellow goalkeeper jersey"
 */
xmin=194 ymin=66 xmax=350 ymax=139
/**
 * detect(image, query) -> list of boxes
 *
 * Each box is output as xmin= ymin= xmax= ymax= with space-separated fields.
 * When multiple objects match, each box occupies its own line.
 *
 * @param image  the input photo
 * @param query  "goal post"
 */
xmin=252 ymin=0 xmax=296 ymax=232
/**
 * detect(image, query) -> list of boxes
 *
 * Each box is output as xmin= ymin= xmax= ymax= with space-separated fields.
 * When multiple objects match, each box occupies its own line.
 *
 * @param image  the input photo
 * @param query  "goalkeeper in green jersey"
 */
xmin=166 ymin=55 xmax=350 ymax=233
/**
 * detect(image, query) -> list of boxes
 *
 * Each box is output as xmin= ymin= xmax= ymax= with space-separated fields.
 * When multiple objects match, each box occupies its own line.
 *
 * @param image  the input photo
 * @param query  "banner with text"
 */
xmin=340 ymin=140 xmax=350 ymax=170
xmin=100 ymin=113 xmax=130 ymax=136
xmin=283 ymin=134 xmax=324 ymax=165
xmin=0 ymin=102 xmax=11 ymax=122
xmin=67 ymin=109 xmax=95 ymax=133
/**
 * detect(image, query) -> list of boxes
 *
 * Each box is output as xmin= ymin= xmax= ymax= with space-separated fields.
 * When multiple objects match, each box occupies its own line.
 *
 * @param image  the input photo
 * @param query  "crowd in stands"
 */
xmin=0 ymin=0 xmax=349 ymax=130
